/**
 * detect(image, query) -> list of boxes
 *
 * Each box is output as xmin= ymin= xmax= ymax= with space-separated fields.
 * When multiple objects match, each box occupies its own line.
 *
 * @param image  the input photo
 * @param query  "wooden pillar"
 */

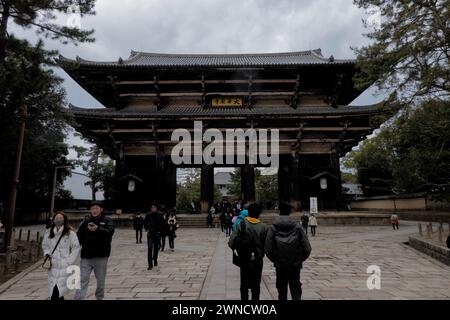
xmin=278 ymin=155 xmax=290 ymax=205
xmin=160 ymin=157 xmax=177 ymax=209
xmin=200 ymin=164 xmax=214 ymax=213
xmin=331 ymin=152 xmax=343 ymax=211
xmin=241 ymin=164 xmax=256 ymax=203
xmin=290 ymin=156 xmax=302 ymax=212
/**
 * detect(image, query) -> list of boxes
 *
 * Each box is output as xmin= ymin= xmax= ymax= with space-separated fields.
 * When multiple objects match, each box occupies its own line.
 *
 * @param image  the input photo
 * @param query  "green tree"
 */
xmin=255 ymin=169 xmax=278 ymax=209
xmin=176 ymin=169 xmax=221 ymax=210
xmin=0 ymin=40 xmax=73 ymax=216
xmin=0 ymin=1 xmax=97 ymax=218
xmin=0 ymin=0 xmax=95 ymax=63
xmin=353 ymin=0 xmax=450 ymax=103
xmin=345 ymin=99 xmax=450 ymax=201
xmin=227 ymin=168 xmax=242 ymax=202
xmin=72 ymin=143 xmax=115 ymax=201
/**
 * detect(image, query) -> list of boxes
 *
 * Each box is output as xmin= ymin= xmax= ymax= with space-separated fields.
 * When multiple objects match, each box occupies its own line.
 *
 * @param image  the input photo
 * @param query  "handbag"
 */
xmin=42 ymin=232 xmax=65 ymax=270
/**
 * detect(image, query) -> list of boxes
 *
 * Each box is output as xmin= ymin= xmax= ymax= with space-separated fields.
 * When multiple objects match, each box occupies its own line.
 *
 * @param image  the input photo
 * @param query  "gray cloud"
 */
xmin=8 ymin=0 xmax=380 ymax=198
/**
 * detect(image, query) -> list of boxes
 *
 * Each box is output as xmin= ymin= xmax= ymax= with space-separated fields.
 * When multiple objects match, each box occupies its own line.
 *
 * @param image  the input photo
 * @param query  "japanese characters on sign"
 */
xmin=211 ymin=97 xmax=243 ymax=107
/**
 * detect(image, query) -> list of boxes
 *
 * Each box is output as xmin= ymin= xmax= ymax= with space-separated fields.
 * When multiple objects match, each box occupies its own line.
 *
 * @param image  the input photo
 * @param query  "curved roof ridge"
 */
xmin=127 ymin=49 xmax=323 ymax=58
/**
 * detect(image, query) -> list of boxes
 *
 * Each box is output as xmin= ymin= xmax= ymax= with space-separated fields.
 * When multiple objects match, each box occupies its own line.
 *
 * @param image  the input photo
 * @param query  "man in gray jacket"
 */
xmin=265 ymin=202 xmax=311 ymax=300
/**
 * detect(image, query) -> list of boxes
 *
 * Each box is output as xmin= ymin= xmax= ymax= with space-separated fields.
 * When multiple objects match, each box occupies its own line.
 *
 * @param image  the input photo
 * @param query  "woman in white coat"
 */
xmin=309 ymin=214 xmax=318 ymax=236
xmin=42 ymin=211 xmax=80 ymax=300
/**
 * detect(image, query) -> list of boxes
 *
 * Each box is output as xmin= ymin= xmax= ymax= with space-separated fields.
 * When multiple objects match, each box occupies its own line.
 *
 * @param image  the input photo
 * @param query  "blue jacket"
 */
xmin=232 ymin=210 xmax=249 ymax=231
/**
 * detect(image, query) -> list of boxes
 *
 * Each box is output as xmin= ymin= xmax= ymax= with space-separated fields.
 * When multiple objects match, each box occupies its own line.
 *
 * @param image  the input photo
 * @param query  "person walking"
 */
xmin=144 ymin=203 xmax=165 ymax=270
xmin=75 ymin=202 xmax=115 ymax=300
xmin=300 ymin=213 xmax=309 ymax=235
xmin=42 ymin=211 xmax=80 ymax=300
xmin=206 ymin=211 xmax=213 ymax=228
xmin=167 ymin=212 xmax=178 ymax=251
xmin=229 ymin=203 xmax=268 ymax=301
xmin=390 ymin=214 xmax=399 ymax=230
xmin=220 ymin=211 xmax=226 ymax=232
xmin=265 ymin=202 xmax=312 ymax=300
xmin=160 ymin=212 xmax=169 ymax=252
xmin=133 ymin=213 xmax=144 ymax=244
xmin=309 ymin=214 xmax=318 ymax=236
xmin=225 ymin=212 xmax=233 ymax=237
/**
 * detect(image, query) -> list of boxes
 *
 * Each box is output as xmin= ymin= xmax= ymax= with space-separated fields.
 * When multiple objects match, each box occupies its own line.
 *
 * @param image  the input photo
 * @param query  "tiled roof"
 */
xmin=67 ymin=104 xmax=382 ymax=119
xmin=58 ymin=49 xmax=354 ymax=68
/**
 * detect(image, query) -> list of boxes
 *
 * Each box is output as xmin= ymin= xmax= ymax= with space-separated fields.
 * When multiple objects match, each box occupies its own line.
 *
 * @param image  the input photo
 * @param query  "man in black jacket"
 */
xmin=265 ymin=202 xmax=312 ymax=300
xmin=144 ymin=203 xmax=165 ymax=270
xmin=75 ymin=201 xmax=115 ymax=300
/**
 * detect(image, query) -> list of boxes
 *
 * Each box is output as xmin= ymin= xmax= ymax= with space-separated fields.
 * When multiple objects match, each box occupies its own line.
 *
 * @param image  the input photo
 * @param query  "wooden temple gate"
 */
xmin=58 ymin=49 xmax=385 ymax=213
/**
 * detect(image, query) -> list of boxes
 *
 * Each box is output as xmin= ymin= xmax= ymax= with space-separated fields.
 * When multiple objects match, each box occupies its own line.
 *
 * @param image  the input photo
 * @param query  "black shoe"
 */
xmin=148 ymin=266 xmax=153 ymax=270
xmin=154 ymin=261 xmax=158 ymax=267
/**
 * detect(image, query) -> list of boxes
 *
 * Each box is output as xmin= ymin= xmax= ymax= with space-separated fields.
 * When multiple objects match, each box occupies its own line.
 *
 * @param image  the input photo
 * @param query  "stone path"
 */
xmin=1 ymin=221 xmax=450 ymax=300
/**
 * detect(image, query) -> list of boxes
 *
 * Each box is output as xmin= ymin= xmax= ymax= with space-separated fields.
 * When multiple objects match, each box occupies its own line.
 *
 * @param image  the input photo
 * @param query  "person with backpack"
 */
xmin=232 ymin=207 xmax=249 ymax=231
xmin=228 ymin=202 xmax=268 ymax=301
xmin=265 ymin=202 xmax=312 ymax=300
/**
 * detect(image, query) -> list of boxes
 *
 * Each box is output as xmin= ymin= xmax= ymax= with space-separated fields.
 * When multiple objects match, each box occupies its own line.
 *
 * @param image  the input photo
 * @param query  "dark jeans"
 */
xmin=302 ymin=224 xmax=308 ymax=235
xmin=51 ymin=285 xmax=64 ymax=301
xmin=239 ymin=259 xmax=263 ymax=301
xmin=169 ymin=236 xmax=175 ymax=249
xmin=392 ymin=223 xmax=399 ymax=230
xmin=221 ymin=223 xmax=225 ymax=232
xmin=310 ymin=226 xmax=316 ymax=236
xmin=147 ymin=233 xmax=160 ymax=267
xmin=135 ymin=229 xmax=142 ymax=243
xmin=276 ymin=268 xmax=302 ymax=300
xmin=226 ymin=225 xmax=232 ymax=236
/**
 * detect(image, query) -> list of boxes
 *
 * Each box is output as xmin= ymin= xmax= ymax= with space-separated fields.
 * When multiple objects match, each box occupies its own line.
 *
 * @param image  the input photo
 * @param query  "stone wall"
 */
xmin=408 ymin=235 xmax=450 ymax=266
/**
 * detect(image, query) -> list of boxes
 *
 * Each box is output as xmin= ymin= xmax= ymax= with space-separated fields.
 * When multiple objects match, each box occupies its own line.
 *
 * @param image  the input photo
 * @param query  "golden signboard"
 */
xmin=211 ymin=97 xmax=243 ymax=107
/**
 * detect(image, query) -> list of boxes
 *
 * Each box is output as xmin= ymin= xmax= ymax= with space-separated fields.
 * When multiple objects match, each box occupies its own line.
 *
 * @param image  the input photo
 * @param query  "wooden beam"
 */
xmin=119 ymin=91 xmax=298 ymax=98
xmin=115 ymin=79 xmax=298 ymax=85
xmin=90 ymin=126 xmax=373 ymax=134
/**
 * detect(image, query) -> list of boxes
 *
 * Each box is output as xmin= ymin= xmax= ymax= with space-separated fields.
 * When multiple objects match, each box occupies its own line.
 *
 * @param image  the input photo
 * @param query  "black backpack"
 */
xmin=232 ymin=220 xmax=256 ymax=267
xmin=272 ymin=224 xmax=304 ymax=269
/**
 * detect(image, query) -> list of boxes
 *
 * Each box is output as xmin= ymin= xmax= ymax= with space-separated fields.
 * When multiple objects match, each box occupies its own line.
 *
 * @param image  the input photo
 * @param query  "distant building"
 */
xmin=342 ymin=182 xmax=363 ymax=196
xmin=214 ymin=172 xmax=232 ymax=199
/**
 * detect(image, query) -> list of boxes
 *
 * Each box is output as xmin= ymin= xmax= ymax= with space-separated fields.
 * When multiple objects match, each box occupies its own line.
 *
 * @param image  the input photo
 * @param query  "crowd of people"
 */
xmin=38 ymin=197 xmax=450 ymax=301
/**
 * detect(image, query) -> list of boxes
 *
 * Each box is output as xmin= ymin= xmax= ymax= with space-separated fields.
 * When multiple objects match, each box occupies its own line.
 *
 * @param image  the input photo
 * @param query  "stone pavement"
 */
xmin=1 ymin=221 xmax=450 ymax=300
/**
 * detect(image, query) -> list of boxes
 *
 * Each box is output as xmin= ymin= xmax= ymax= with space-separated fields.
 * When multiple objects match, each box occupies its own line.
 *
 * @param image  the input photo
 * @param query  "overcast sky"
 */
xmin=10 ymin=0 xmax=383 ymax=199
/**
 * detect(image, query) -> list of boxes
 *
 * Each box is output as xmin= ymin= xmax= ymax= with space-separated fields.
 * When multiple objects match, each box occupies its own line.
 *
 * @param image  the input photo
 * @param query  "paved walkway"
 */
xmin=1 ymin=221 xmax=450 ymax=300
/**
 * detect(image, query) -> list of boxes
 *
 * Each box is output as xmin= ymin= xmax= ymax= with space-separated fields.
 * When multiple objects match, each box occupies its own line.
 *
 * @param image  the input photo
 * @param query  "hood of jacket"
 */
xmin=272 ymin=216 xmax=298 ymax=236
